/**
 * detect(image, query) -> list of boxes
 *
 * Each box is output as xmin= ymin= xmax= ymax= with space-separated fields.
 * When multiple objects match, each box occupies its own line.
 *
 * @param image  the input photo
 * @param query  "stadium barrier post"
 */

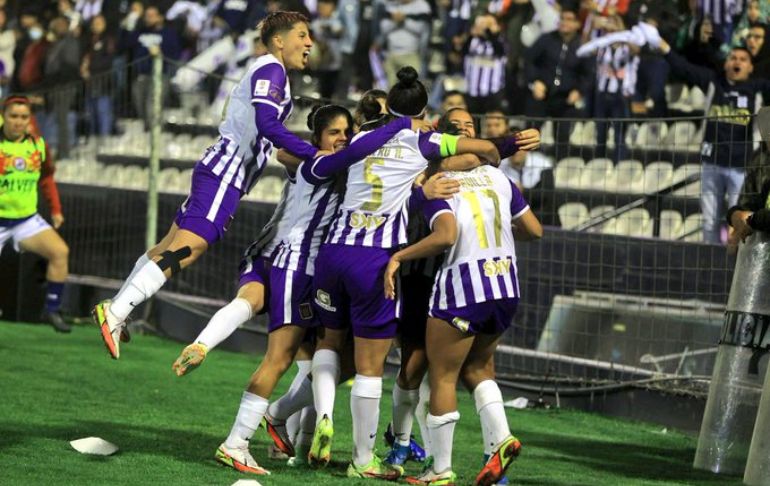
xmin=693 ymin=231 xmax=770 ymax=475
xmin=146 ymin=51 xmax=162 ymax=251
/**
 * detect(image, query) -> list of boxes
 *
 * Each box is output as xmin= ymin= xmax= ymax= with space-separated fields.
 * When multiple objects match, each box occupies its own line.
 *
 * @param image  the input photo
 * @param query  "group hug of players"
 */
xmin=91 ymin=11 xmax=543 ymax=486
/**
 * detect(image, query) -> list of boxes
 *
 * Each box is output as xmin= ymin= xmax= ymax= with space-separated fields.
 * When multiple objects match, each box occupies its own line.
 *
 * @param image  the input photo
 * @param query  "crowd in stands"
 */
xmin=3 ymin=0 xmax=768 ymax=244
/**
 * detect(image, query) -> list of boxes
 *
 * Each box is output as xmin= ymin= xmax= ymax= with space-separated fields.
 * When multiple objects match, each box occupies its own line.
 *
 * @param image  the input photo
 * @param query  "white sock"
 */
xmin=268 ymin=375 xmax=314 ymax=422
xmin=416 ymin=375 xmax=431 ymax=456
xmin=427 ymin=411 xmax=460 ymax=474
xmin=392 ymin=381 xmax=420 ymax=447
xmin=195 ymin=298 xmax=253 ymax=350
xmin=109 ymin=260 xmax=167 ymax=321
xmin=284 ymin=360 xmax=312 ymax=441
xmin=225 ymin=391 xmax=269 ymax=450
xmin=474 ymin=380 xmax=510 ymax=454
xmin=115 ymin=253 xmax=150 ymax=300
xmin=296 ymin=404 xmax=317 ymax=449
xmin=311 ymin=349 xmax=340 ymax=424
xmin=351 ymin=374 xmax=383 ymax=466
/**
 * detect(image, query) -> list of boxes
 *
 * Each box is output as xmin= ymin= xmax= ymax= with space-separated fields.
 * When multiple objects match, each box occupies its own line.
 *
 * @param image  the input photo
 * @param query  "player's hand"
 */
xmin=411 ymin=118 xmax=433 ymax=133
xmin=52 ymin=213 xmax=64 ymax=229
xmin=422 ymin=172 xmax=460 ymax=200
xmin=514 ymin=128 xmax=541 ymax=151
xmin=532 ymin=80 xmax=547 ymax=100
xmin=384 ymin=257 xmax=400 ymax=300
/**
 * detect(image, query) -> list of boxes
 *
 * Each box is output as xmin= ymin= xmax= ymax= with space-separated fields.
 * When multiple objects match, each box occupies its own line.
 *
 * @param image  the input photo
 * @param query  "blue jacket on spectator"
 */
xmin=215 ymin=0 xmax=259 ymax=35
xmin=126 ymin=25 xmax=181 ymax=76
xmin=525 ymin=31 xmax=593 ymax=99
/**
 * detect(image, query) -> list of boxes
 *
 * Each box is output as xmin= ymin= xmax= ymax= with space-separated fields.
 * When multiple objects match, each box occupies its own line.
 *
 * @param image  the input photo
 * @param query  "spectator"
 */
xmin=525 ymin=6 xmax=593 ymax=159
xmin=58 ymin=0 xmax=83 ymax=34
xmin=681 ymin=14 xmax=723 ymax=71
xmin=332 ymin=0 xmax=358 ymax=100
xmin=310 ymin=0 xmax=344 ymax=101
xmin=659 ymin=37 xmax=770 ymax=243
xmin=214 ymin=0 xmax=259 ymax=37
xmin=441 ymin=89 xmax=467 ymax=112
xmin=81 ymin=14 xmax=115 ymax=138
xmin=374 ymin=0 xmax=431 ymax=86
xmin=747 ymin=23 xmax=770 ymax=79
xmin=482 ymin=109 xmax=508 ymax=138
xmin=697 ymin=0 xmax=744 ymax=48
xmin=13 ymin=11 xmax=47 ymax=93
xmin=351 ymin=0 xmax=375 ymax=92
xmin=463 ymin=14 xmax=506 ymax=114
xmin=0 ymin=9 xmax=15 ymax=98
xmin=732 ymin=0 xmax=767 ymax=47
xmin=578 ymin=14 xmax=639 ymax=161
xmin=124 ymin=5 xmax=181 ymax=127
xmin=41 ymin=16 xmax=81 ymax=159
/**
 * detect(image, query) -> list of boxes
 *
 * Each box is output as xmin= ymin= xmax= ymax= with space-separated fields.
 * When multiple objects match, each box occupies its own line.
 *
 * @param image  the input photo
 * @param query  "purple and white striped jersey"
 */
xmin=423 ymin=165 xmax=530 ymax=310
xmin=272 ymin=170 xmax=339 ymax=276
xmin=325 ymin=130 xmax=454 ymax=249
xmin=198 ymin=54 xmax=312 ymax=195
xmin=241 ymin=176 xmax=297 ymax=269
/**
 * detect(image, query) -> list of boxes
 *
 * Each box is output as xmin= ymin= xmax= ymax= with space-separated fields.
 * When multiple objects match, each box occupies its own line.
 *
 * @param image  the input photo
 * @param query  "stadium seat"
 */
xmin=586 ymin=205 xmax=615 ymax=232
xmin=634 ymin=121 xmax=668 ymax=150
xmin=664 ymin=122 xmax=698 ymax=151
xmin=558 ymin=202 xmax=589 ymax=229
xmin=679 ymin=213 xmax=704 ymax=242
xmin=613 ymin=160 xmax=644 ymax=193
xmin=569 ymin=121 xmax=584 ymax=146
xmin=540 ymin=120 xmax=554 ymax=145
xmin=158 ymin=168 xmax=182 ymax=193
xmin=603 ymin=208 xmax=652 ymax=237
xmin=666 ymin=83 xmax=688 ymax=106
xmin=579 ymin=158 xmax=614 ymax=191
xmin=576 ymin=121 xmax=597 ymax=146
xmin=553 ymin=157 xmax=585 ymax=189
xmin=659 ymin=209 xmax=684 ymax=240
xmin=689 ymin=86 xmax=706 ymax=110
xmin=643 ymin=161 xmax=674 ymax=194
xmin=671 ymin=163 xmax=702 ymax=198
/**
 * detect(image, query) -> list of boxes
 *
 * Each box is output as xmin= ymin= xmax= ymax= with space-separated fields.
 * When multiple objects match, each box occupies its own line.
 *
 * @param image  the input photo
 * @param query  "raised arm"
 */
xmin=301 ymin=117 xmax=411 ymax=184
xmin=250 ymin=63 xmax=317 ymax=160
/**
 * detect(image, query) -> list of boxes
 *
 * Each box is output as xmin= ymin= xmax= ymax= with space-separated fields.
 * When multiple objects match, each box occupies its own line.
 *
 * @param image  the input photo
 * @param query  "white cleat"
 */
xmin=215 ymin=442 xmax=271 ymax=475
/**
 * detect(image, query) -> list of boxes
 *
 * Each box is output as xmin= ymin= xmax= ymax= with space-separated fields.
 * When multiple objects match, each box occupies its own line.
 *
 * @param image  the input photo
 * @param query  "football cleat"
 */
xmin=215 ymin=442 xmax=270 ymax=475
xmin=43 ymin=310 xmax=71 ymax=333
xmin=482 ymin=455 xmax=509 ymax=485
xmin=172 ymin=343 xmax=209 ymax=376
xmin=405 ymin=468 xmax=457 ymax=485
xmin=262 ymin=413 xmax=295 ymax=457
xmin=308 ymin=414 xmax=333 ymax=467
xmin=384 ymin=422 xmax=427 ymax=462
xmin=268 ymin=443 xmax=290 ymax=460
xmin=384 ymin=443 xmax=411 ymax=467
xmin=475 ymin=436 xmax=521 ymax=486
xmin=347 ymin=455 xmax=403 ymax=480
xmin=287 ymin=444 xmax=310 ymax=467
xmin=92 ymin=300 xmax=124 ymax=359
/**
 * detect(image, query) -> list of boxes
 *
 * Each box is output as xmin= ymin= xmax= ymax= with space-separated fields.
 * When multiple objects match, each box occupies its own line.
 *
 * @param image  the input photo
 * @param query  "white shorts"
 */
xmin=0 ymin=214 xmax=52 ymax=252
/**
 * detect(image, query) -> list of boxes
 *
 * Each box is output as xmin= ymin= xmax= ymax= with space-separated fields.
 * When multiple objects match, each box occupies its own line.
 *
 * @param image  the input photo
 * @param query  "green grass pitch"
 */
xmin=0 ymin=320 xmax=741 ymax=485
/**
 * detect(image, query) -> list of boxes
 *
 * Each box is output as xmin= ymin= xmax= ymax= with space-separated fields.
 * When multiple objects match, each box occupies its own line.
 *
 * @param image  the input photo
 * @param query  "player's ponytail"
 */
xmin=386 ymin=66 xmax=428 ymax=118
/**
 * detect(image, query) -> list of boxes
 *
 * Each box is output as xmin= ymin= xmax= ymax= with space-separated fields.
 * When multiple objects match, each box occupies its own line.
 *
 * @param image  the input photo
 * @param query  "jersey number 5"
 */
xmin=462 ymin=189 xmax=502 ymax=249
xmin=361 ymin=157 xmax=385 ymax=211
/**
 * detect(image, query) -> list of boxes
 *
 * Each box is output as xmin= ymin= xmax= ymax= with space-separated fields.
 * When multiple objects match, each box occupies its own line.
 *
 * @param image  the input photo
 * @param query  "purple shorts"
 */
xmin=238 ymin=254 xmax=271 ymax=315
xmin=268 ymin=265 xmax=318 ymax=332
xmin=429 ymin=298 xmax=519 ymax=335
xmin=398 ymin=273 xmax=433 ymax=346
xmin=174 ymin=165 xmax=241 ymax=245
xmin=312 ymin=244 xmax=401 ymax=339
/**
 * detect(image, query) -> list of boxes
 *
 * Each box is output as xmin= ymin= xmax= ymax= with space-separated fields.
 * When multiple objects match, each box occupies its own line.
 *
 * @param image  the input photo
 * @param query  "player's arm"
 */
xmin=419 ymin=132 xmax=500 ymax=166
xmin=38 ymin=140 xmax=63 ymax=228
xmin=275 ymin=149 xmax=302 ymax=172
xmin=509 ymin=180 xmax=542 ymax=241
xmin=301 ymin=117 xmax=412 ymax=184
xmin=384 ymin=203 xmax=457 ymax=299
xmin=250 ymin=64 xmax=317 ymax=160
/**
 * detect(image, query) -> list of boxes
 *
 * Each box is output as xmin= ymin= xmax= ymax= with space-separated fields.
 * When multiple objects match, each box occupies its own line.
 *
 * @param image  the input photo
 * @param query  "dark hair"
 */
xmin=386 ymin=66 xmax=428 ymax=117
xmin=731 ymin=44 xmax=754 ymax=61
xmin=260 ymin=11 xmax=310 ymax=47
xmin=442 ymin=90 xmax=465 ymax=102
xmin=306 ymin=104 xmax=354 ymax=146
xmin=436 ymin=107 xmax=471 ymax=135
xmin=356 ymin=89 xmax=387 ymax=123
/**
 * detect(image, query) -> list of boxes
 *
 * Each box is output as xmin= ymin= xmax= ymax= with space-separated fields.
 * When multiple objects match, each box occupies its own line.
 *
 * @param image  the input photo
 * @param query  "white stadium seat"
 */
xmin=603 ymin=208 xmax=652 ymax=237
xmin=671 ymin=163 xmax=701 ymax=198
xmin=664 ymin=121 xmax=698 ymax=151
xmin=634 ymin=121 xmax=668 ymax=150
xmin=613 ymin=160 xmax=644 ymax=193
xmin=553 ymin=157 xmax=585 ymax=189
xmin=586 ymin=205 xmax=615 ymax=232
xmin=558 ymin=202 xmax=589 ymax=229
xmin=659 ymin=210 xmax=683 ymax=240
xmin=579 ymin=158 xmax=614 ymax=191
xmin=643 ymin=161 xmax=674 ymax=194
xmin=679 ymin=213 xmax=704 ymax=242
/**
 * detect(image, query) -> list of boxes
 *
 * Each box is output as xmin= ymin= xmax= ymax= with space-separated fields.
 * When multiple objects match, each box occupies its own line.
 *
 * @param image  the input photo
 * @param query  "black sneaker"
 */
xmin=43 ymin=311 xmax=72 ymax=333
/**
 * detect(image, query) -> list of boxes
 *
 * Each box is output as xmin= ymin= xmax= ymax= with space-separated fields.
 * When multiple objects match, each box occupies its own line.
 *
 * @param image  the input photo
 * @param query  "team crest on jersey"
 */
xmin=253 ymin=79 xmax=270 ymax=97
xmin=13 ymin=157 xmax=26 ymax=171
xmin=268 ymin=87 xmax=282 ymax=102
xmin=451 ymin=317 xmax=471 ymax=333
xmin=315 ymin=290 xmax=336 ymax=312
